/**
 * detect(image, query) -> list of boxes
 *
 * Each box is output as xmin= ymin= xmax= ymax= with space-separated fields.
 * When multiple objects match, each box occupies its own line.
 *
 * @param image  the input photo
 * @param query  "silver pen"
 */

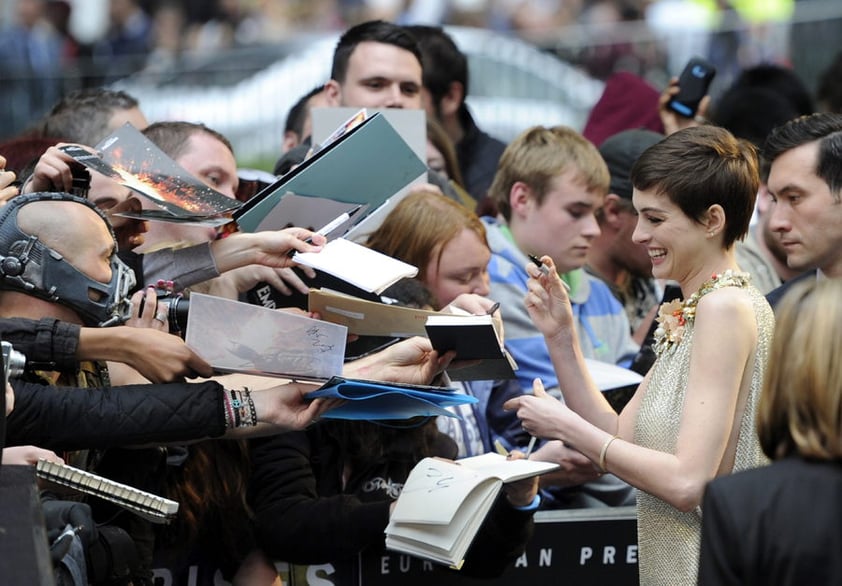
xmin=528 ymin=254 xmax=571 ymax=292
xmin=524 ymin=435 xmax=537 ymax=458
xmin=288 ymin=205 xmax=363 ymax=257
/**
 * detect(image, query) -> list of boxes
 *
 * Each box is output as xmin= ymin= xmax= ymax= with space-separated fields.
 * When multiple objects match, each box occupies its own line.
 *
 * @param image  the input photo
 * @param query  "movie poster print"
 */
xmin=60 ymin=123 xmax=240 ymax=220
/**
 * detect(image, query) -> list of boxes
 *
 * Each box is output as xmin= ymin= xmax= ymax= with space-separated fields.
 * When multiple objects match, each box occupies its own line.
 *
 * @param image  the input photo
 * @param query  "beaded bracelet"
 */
xmin=221 ymin=390 xmax=235 ymax=429
xmin=226 ymin=388 xmax=257 ymax=428
xmin=243 ymin=387 xmax=257 ymax=427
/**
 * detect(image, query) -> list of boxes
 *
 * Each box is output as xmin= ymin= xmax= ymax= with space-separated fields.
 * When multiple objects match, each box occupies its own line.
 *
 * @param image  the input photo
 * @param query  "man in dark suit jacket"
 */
xmin=762 ymin=113 xmax=842 ymax=309
xmin=699 ymin=458 xmax=842 ymax=585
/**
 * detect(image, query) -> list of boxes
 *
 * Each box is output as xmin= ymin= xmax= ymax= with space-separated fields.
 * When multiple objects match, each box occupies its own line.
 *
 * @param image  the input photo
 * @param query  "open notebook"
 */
xmin=292 ymin=238 xmax=418 ymax=295
xmin=385 ymin=453 xmax=558 ymax=568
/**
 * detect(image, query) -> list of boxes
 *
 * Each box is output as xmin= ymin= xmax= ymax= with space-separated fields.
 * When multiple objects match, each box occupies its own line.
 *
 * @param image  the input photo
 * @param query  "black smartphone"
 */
xmin=668 ymin=57 xmax=716 ymax=118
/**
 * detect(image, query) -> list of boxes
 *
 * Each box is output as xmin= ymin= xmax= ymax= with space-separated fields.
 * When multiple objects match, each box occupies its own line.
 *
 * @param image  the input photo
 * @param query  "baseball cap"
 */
xmin=598 ymin=129 xmax=664 ymax=200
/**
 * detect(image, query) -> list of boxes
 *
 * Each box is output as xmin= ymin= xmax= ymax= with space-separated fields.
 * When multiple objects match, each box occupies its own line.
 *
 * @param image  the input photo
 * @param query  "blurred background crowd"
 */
xmin=1 ymin=0 xmax=841 ymax=168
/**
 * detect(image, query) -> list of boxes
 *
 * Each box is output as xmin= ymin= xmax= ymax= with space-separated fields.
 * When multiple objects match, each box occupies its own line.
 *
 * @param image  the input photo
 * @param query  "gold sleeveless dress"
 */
xmin=634 ymin=274 xmax=774 ymax=585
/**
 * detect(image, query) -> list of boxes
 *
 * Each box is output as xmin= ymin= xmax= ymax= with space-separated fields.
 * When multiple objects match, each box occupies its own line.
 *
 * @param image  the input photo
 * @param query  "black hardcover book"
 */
xmin=424 ymin=315 xmax=518 ymax=381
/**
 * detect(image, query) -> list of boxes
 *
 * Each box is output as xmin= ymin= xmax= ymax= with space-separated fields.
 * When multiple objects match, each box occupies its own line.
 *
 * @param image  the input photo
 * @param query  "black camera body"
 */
xmin=2 ymin=340 xmax=26 ymax=381
xmin=138 ymin=290 xmax=189 ymax=335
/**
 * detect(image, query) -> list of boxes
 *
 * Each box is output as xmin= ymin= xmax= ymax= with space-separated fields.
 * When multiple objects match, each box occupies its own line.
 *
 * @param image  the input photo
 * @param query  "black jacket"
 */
xmin=0 ymin=317 xmax=81 ymax=371
xmin=7 ymin=379 xmax=227 ymax=451
xmin=456 ymin=108 xmax=506 ymax=203
xmin=765 ymin=270 xmax=814 ymax=311
xmin=699 ymin=458 xmax=842 ymax=585
xmin=248 ymin=421 xmax=535 ymax=586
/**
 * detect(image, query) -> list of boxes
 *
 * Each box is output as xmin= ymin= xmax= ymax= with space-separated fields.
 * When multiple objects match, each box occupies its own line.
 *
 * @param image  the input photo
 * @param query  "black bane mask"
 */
xmin=0 ymin=193 xmax=136 ymax=327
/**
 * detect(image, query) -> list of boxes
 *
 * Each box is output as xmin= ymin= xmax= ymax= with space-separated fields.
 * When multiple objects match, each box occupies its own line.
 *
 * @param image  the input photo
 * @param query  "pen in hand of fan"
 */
xmin=288 ymin=204 xmax=363 ymax=257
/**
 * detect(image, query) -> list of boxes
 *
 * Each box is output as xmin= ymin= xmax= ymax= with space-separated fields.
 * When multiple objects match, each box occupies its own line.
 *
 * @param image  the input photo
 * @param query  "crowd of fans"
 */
xmin=1 ymin=7 xmax=842 ymax=586
xmin=3 ymin=0 xmax=834 ymax=141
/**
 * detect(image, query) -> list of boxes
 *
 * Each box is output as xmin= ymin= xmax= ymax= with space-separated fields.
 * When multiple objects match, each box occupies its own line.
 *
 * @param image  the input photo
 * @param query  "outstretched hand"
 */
xmin=210 ymin=228 xmax=326 ymax=278
xmin=502 ymin=450 xmax=540 ymax=508
xmin=120 ymin=328 xmax=212 ymax=381
xmin=343 ymin=336 xmax=454 ymax=385
xmin=210 ymin=265 xmax=315 ymax=299
xmin=443 ymin=292 xmax=504 ymax=340
xmin=251 ymin=382 xmax=337 ymax=431
xmin=524 ymin=255 xmax=574 ymax=340
xmin=246 ymin=228 xmax=327 ymax=268
xmin=530 ymin=440 xmax=602 ymax=487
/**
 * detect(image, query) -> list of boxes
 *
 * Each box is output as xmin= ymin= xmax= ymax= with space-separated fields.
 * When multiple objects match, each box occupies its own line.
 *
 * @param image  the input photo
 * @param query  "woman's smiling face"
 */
xmin=632 ymin=187 xmax=707 ymax=283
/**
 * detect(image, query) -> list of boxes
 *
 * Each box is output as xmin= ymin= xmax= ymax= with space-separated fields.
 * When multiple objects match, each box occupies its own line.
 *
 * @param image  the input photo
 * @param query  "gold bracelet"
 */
xmin=599 ymin=435 xmax=619 ymax=473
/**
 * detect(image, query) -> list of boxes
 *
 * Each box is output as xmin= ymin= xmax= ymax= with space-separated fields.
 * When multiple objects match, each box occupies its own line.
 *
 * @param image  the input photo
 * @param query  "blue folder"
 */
xmin=307 ymin=377 xmax=478 ymax=421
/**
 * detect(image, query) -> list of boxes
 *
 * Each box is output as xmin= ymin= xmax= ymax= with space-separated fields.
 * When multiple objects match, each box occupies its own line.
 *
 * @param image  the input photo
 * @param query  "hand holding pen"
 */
xmin=522 ymin=378 xmax=548 ymax=458
xmin=524 ymin=254 xmax=577 ymax=349
xmin=493 ymin=378 xmax=546 ymax=460
xmin=288 ymin=204 xmax=363 ymax=258
xmin=528 ymin=254 xmax=571 ymax=292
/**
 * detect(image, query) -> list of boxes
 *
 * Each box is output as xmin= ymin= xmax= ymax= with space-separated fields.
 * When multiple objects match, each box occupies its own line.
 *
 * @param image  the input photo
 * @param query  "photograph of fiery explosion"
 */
xmin=61 ymin=124 xmax=241 ymax=222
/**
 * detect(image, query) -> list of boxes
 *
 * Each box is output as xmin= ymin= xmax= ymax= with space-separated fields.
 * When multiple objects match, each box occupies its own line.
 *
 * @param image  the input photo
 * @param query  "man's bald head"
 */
xmin=0 ymin=194 xmax=133 ymax=327
xmin=17 ymin=199 xmax=116 ymax=283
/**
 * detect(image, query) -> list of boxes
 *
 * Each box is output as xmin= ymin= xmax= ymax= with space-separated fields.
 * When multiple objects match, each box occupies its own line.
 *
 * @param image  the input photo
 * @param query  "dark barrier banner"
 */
xmin=273 ymin=507 xmax=639 ymax=586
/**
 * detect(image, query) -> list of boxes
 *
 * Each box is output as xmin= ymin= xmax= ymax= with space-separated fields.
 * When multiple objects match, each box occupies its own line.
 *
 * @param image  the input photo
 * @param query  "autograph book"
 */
xmin=308 ymin=288 xmax=439 ymax=337
xmin=385 ymin=453 xmax=558 ymax=568
xmin=425 ymin=314 xmax=519 ymax=381
xmin=293 ymin=238 xmax=418 ymax=295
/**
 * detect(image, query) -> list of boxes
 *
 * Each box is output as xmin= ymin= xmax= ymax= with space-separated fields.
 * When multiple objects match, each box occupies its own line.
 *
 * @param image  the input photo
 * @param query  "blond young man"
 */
xmin=483 ymin=125 xmax=638 ymax=395
xmin=482 ymin=126 xmax=638 ymax=510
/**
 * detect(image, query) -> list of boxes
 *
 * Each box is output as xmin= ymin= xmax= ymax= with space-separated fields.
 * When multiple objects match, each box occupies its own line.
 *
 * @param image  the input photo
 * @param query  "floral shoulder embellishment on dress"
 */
xmin=652 ymin=270 xmax=751 ymax=356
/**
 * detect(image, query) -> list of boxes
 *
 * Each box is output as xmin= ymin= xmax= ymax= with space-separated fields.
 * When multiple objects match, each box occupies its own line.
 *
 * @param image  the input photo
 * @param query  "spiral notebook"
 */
xmin=36 ymin=459 xmax=179 ymax=524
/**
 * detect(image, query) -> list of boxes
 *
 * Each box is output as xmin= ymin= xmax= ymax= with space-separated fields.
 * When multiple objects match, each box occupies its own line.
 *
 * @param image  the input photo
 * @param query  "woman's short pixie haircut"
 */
xmin=631 ymin=125 xmax=758 ymax=248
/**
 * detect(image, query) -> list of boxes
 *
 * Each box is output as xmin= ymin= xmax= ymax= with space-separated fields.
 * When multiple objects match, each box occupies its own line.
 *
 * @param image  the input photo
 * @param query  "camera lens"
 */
xmin=167 ymin=297 xmax=189 ymax=335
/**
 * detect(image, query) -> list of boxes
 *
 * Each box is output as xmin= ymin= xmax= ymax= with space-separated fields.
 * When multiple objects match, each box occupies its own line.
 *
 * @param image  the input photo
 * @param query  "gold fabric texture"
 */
xmin=634 ymin=279 xmax=774 ymax=585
